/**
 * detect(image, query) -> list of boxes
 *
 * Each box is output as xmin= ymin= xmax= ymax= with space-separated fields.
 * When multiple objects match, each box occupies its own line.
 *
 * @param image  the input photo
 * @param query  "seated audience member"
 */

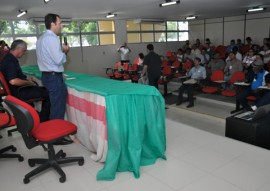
xmin=243 ymin=49 xmax=256 ymax=82
xmin=137 ymin=52 xmax=144 ymax=70
xmin=245 ymin=37 xmax=253 ymax=47
xmin=251 ymin=44 xmax=260 ymax=54
xmin=251 ymin=73 xmax=270 ymax=111
xmin=182 ymin=40 xmax=191 ymax=51
xmin=204 ymin=43 xmax=213 ymax=59
xmin=224 ymin=51 xmax=243 ymax=83
xmin=0 ymin=39 xmax=50 ymax=122
xmin=259 ymin=43 xmax=270 ymax=64
xmin=236 ymin=38 xmax=243 ymax=51
xmin=198 ymin=47 xmax=210 ymax=66
xmin=193 ymin=39 xmax=203 ymax=50
xmin=261 ymin=38 xmax=270 ymax=50
xmin=205 ymin=38 xmax=212 ymax=46
xmin=176 ymin=57 xmax=206 ymax=108
xmin=207 ymin=52 xmax=225 ymax=76
xmin=226 ymin=39 xmax=236 ymax=54
xmin=236 ymin=60 xmax=268 ymax=110
xmin=226 ymin=46 xmax=242 ymax=62
xmin=176 ymin=48 xmax=184 ymax=63
xmin=183 ymin=48 xmax=195 ymax=63
xmin=0 ymin=40 xmax=9 ymax=62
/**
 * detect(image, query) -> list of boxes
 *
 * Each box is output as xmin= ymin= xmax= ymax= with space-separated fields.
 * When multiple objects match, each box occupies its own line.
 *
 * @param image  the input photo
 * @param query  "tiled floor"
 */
xmin=1 ymin=104 xmax=270 ymax=191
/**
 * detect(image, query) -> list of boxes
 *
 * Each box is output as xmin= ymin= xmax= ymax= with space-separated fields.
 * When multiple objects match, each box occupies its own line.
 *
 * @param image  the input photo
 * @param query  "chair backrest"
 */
xmin=172 ymin=61 xmax=181 ymax=70
xmin=0 ymin=107 xmax=13 ymax=129
xmin=162 ymin=66 xmax=172 ymax=76
xmin=4 ymin=95 xmax=39 ymax=149
xmin=0 ymin=71 xmax=11 ymax=95
xmin=211 ymin=70 xmax=224 ymax=81
xmin=114 ymin=62 xmax=122 ymax=69
xmin=229 ymin=71 xmax=245 ymax=84
xmin=182 ymin=61 xmax=193 ymax=71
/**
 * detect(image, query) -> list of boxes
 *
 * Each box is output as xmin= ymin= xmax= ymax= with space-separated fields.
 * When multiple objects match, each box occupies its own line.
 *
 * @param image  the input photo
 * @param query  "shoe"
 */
xmin=186 ymin=103 xmax=194 ymax=108
xmin=176 ymin=101 xmax=182 ymax=106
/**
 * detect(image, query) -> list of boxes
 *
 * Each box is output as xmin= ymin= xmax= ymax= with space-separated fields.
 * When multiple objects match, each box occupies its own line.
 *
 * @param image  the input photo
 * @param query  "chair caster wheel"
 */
xmin=28 ymin=160 xmax=35 ymax=167
xmin=61 ymin=152 xmax=66 ymax=158
xmin=78 ymin=159 xmax=84 ymax=166
xmin=18 ymin=156 xmax=24 ymax=162
xmin=59 ymin=176 xmax=66 ymax=183
xmin=23 ymin=178 xmax=30 ymax=184
xmin=11 ymin=146 xmax=17 ymax=152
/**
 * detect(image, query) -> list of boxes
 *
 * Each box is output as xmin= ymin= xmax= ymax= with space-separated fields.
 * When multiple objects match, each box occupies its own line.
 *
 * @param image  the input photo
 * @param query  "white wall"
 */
xmin=188 ymin=12 xmax=270 ymax=46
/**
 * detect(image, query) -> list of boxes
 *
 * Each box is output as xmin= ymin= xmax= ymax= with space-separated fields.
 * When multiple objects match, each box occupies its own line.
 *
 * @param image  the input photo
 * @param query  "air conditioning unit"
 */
xmin=133 ymin=19 xmax=165 ymax=24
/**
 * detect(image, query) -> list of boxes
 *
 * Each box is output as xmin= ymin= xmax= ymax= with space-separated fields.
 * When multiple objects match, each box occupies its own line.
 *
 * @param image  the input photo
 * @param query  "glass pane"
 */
xmin=13 ymin=21 xmax=36 ymax=34
xmin=127 ymin=33 xmax=140 ymax=43
xmin=167 ymin=21 xmax=177 ymax=31
xmin=155 ymin=32 xmax=166 ymax=42
xmin=81 ymin=34 xmax=99 ymax=46
xmin=142 ymin=33 xmax=154 ymax=42
xmin=178 ymin=21 xmax=188 ymax=30
xmin=167 ymin=32 xmax=178 ymax=41
xmin=0 ymin=20 xmax=12 ymax=34
xmin=61 ymin=35 xmax=81 ymax=47
xmin=154 ymin=23 xmax=166 ymax=31
xmin=81 ymin=21 xmax=98 ymax=32
xmin=99 ymin=21 xmax=114 ymax=32
xmin=178 ymin=32 xmax=189 ymax=41
xmin=141 ymin=24 xmax=153 ymax=31
xmin=126 ymin=20 xmax=140 ymax=31
xmin=15 ymin=36 xmax=37 ymax=50
xmin=62 ymin=21 xmax=79 ymax=33
xmin=0 ymin=37 xmax=13 ymax=47
xmin=38 ymin=24 xmax=46 ymax=34
xmin=100 ymin=34 xmax=115 ymax=45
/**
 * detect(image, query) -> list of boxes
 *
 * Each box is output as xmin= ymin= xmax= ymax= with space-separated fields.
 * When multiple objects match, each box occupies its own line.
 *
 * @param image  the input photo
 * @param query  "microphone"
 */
xmin=63 ymin=33 xmax=67 ymax=45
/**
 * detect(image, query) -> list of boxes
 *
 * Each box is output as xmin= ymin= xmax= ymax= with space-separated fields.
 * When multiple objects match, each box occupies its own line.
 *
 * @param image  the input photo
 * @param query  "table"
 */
xmin=22 ymin=65 xmax=166 ymax=181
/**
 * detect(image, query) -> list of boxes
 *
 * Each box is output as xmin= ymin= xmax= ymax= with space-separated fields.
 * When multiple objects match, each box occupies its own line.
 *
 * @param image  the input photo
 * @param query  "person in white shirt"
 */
xmin=259 ymin=43 xmax=270 ymax=64
xmin=117 ymin=42 xmax=131 ymax=64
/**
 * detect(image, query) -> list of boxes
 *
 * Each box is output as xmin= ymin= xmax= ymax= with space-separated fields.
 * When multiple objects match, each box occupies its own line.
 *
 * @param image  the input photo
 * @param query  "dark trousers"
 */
xmin=178 ymin=84 xmax=194 ymax=105
xmin=256 ymin=92 xmax=270 ymax=108
xmin=18 ymin=86 xmax=50 ymax=122
xmin=236 ymin=89 xmax=264 ymax=109
xmin=41 ymin=73 xmax=67 ymax=120
xmin=148 ymin=75 xmax=160 ymax=90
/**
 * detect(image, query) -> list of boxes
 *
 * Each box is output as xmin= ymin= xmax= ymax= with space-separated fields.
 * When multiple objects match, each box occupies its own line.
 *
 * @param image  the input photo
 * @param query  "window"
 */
xmin=0 ymin=19 xmax=115 ymax=49
xmin=127 ymin=20 xmax=188 ymax=43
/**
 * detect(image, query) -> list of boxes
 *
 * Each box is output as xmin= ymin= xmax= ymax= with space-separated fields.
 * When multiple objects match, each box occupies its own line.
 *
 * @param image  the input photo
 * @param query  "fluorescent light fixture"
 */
xmin=106 ymin=13 xmax=116 ymax=18
xmin=160 ymin=0 xmax=180 ymax=7
xmin=44 ymin=0 xmax=51 ymax=3
xmin=185 ymin=16 xmax=197 ymax=20
xmin=17 ymin=9 xmax=27 ymax=18
xmin=247 ymin=7 xmax=265 ymax=12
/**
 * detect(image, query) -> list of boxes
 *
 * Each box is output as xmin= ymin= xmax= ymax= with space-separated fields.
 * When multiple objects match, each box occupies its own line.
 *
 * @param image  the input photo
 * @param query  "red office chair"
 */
xmin=0 ymin=106 xmax=24 ymax=161
xmin=158 ymin=65 xmax=173 ymax=96
xmin=221 ymin=71 xmax=245 ymax=97
xmin=4 ymin=95 xmax=84 ymax=184
xmin=0 ymin=71 xmax=45 ymax=136
xmin=202 ymin=70 xmax=224 ymax=94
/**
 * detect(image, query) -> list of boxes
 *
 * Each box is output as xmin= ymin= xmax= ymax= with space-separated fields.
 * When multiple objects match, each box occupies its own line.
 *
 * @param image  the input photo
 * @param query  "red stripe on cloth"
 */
xmin=67 ymin=94 xmax=106 ymax=126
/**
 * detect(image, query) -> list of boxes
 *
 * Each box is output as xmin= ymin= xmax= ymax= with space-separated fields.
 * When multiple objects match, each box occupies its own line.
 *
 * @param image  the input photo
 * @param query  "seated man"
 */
xmin=236 ymin=60 xmax=268 ymax=110
xmin=0 ymin=39 xmax=50 ymax=122
xmin=251 ymin=73 xmax=270 ymax=111
xmin=176 ymin=57 xmax=206 ymax=108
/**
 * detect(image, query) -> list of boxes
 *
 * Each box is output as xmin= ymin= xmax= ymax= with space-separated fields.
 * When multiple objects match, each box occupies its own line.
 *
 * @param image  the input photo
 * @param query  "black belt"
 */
xmin=42 ymin=71 xmax=63 ymax=75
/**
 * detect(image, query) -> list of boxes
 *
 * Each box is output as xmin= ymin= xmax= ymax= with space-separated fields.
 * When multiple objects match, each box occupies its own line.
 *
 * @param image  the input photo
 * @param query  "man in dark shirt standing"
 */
xmin=141 ymin=44 xmax=162 ymax=89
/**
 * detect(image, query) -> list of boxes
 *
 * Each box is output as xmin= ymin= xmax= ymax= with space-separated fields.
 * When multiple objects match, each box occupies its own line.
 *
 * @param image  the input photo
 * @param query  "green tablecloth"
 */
xmin=22 ymin=65 xmax=166 ymax=180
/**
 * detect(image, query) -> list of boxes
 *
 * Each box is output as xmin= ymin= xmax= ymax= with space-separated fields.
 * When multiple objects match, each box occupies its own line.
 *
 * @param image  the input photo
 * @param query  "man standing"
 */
xmin=0 ymin=39 xmax=50 ymax=122
xmin=140 ymin=44 xmax=162 ymax=89
xmin=117 ymin=42 xmax=131 ymax=64
xmin=36 ymin=13 xmax=69 ymax=120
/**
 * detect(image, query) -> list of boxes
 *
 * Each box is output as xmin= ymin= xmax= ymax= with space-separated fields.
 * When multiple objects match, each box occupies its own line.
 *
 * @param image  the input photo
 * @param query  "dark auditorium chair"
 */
xmin=202 ymin=70 xmax=224 ymax=94
xmin=0 ymin=71 xmax=45 ymax=136
xmin=4 ymin=95 xmax=84 ymax=184
xmin=0 ymin=106 xmax=24 ymax=161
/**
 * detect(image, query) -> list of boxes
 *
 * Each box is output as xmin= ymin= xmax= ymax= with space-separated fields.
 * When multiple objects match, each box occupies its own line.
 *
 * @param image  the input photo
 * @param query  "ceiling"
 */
xmin=0 ymin=0 xmax=270 ymax=21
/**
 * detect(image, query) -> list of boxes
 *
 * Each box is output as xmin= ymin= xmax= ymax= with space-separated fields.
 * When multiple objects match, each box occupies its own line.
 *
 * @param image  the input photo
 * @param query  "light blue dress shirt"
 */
xmin=187 ymin=65 xmax=206 ymax=79
xmin=36 ymin=30 xmax=66 ymax=72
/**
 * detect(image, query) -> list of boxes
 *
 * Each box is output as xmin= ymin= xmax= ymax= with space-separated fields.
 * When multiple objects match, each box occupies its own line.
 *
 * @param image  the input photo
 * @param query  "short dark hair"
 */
xmin=10 ymin=39 xmax=27 ymax=51
xmin=194 ymin=57 xmax=201 ymax=62
xmin=138 ymin=52 xmax=144 ymax=59
xmin=147 ymin=44 xmax=154 ymax=51
xmin=45 ymin=13 xmax=60 ymax=29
